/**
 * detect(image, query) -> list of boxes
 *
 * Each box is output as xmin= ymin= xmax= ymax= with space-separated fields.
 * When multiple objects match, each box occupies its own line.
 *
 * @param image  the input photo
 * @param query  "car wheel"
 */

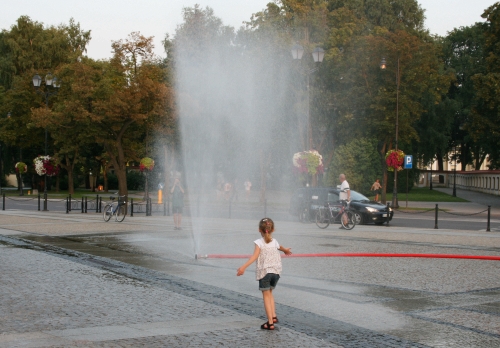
xmin=353 ymin=211 xmax=363 ymax=225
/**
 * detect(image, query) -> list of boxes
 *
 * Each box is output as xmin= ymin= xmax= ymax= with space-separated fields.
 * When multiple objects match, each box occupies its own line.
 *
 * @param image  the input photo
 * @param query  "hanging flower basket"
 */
xmin=385 ymin=149 xmax=405 ymax=172
xmin=293 ymin=150 xmax=324 ymax=176
xmin=33 ymin=155 xmax=59 ymax=176
xmin=15 ymin=162 xmax=27 ymax=175
xmin=139 ymin=157 xmax=155 ymax=172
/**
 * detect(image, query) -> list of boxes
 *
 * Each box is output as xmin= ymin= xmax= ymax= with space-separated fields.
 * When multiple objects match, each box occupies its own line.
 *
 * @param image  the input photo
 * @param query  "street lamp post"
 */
xmin=452 ymin=146 xmax=457 ymax=197
xmin=291 ymin=44 xmax=324 ymax=151
xmin=380 ymin=57 xmax=400 ymax=208
xmin=33 ymin=73 xmax=60 ymax=211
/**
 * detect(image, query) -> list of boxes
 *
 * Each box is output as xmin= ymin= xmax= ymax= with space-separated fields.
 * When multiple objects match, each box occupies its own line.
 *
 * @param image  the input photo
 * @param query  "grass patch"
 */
xmin=386 ymin=187 xmax=468 ymax=202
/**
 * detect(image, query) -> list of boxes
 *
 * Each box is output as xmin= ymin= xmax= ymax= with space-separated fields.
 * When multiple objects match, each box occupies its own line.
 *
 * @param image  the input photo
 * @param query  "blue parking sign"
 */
xmin=404 ymin=155 xmax=413 ymax=169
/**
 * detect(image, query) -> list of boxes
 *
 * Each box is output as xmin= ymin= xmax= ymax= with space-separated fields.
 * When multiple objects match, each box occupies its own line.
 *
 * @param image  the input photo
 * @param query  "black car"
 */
xmin=289 ymin=187 xmax=393 ymax=225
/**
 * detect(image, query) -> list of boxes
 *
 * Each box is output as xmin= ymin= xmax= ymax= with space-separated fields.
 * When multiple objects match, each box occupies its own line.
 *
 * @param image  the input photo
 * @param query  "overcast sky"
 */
xmin=0 ymin=0 xmax=496 ymax=60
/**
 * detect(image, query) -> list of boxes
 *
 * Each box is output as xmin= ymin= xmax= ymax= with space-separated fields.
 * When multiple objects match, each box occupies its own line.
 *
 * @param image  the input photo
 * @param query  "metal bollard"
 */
xmin=81 ymin=197 xmax=84 ymax=213
xmin=2 ymin=193 xmax=5 ymax=211
xmin=99 ymin=197 xmax=102 ymax=213
xmin=434 ymin=204 xmax=439 ymax=229
xmin=146 ymin=198 xmax=151 ymax=216
xmin=43 ymin=192 xmax=48 ymax=211
xmin=69 ymin=194 xmax=72 ymax=212
xmin=66 ymin=197 xmax=69 ymax=214
xmin=386 ymin=203 xmax=390 ymax=226
xmin=96 ymin=195 xmax=99 ymax=213
xmin=487 ymin=205 xmax=491 ymax=232
xmin=163 ymin=199 xmax=166 ymax=216
xmin=85 ymin=197 xmax=88 ymax=213
xmin=130 ymin=198 xmax=134 ymax=217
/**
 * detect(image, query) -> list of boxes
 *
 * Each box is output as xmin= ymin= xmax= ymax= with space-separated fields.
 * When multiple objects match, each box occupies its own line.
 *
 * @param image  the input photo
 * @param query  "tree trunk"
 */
xmin=380 ymin=142 xmax=388 ymax=204
xmin=163 ymin=144 xmax=171 ymax=198
xmin=16 ymin=172 xmax=21 ymax=192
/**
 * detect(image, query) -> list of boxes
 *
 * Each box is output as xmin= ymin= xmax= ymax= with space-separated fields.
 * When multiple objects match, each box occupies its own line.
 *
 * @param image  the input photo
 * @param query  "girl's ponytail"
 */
xmin=259 ymin=218 xmax=274 ymax=243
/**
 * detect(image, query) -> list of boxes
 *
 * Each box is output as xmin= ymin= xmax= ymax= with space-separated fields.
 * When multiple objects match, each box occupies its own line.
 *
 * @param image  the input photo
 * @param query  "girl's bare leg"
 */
xmin=269 ymin=289 xmax=276 ymax=319
xmin=262 ymin=290 xmax=274 ymax=325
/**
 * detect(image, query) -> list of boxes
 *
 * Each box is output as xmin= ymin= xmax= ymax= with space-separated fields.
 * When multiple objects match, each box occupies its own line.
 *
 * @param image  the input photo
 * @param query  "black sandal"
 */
xmin=261 ymin=322 xmax=275 ymax=330
xmin=273 ymin=317 xmax=279 ymax=323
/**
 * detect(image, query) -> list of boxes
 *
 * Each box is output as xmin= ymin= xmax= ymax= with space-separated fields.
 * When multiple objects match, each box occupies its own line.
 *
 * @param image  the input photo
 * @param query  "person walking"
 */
xmin=170 ymin=178 xmax=184 ymax=230
xmin=244 ymin=179 xmax=252 ymax=199
xmin=371 ymin=179 xmax=382 ymax=202
xmin=237 ymin=218 xmax=292 ymax=330
xmin=339 ymin=174 xmax=351 ymax=229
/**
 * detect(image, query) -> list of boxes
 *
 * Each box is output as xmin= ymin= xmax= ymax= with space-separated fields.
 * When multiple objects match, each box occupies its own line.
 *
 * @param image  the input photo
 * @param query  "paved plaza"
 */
xmin=0 ymin=191 xmax=499 ymax=347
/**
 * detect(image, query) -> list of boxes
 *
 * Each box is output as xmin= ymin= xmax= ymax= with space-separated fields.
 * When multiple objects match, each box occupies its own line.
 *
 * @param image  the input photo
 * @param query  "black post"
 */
xmin=99 ymin=197 xmax=102 ymax=213
xmin=434 ymin=204 xmax=438 ymax=229
xmin=386 ymin=203 xmax=390 ymax=226
xmin=66 ymin=197 xmax=69 ymax=214
xmin=69 ymin=194 xmax=72 ymax=212
xmin=81 ymin=197 xmax=84 ymax=213
xmin=487 ymin=205 xmax=491 ymax=232
xmin=85 ymin=197 xmax=88 ymax=213
xmin=148 ymin=198 xmax=152 ymax=216
xmin=2 ymin=193 xmax=5 ymax=211
xmin=163 ymin=199 xmax=166 ymax=216
xmin=38 ymin=194 xmax=40 ymax=211
xmin=96 ymin=195 xmax=99 ymax=213
xmin=429 ymin=167 xmax=433 ymax=190
xmin=130 ymin=198 xmax=134 ymax=217
xmin=43 ymin=191 xmax=48 ymax=211
xmin=452 ymin=167 xmax=457 ymax=197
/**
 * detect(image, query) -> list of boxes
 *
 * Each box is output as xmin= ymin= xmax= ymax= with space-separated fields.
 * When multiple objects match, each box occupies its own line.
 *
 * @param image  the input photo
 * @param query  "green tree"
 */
xmin=325 ymin=137 xmax=382 ymax=194
xmin=439 ymin=24 xmax=486 ymax=170
xmin=0 ymin=16 xmax=91 ymax=191
xmin=471 ymin=3 xmax=500 ymax=168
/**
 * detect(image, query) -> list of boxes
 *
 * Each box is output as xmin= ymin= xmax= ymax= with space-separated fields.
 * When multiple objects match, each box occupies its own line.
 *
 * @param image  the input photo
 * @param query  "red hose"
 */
xmin=196 ymin=253 xmax=500 ymax=261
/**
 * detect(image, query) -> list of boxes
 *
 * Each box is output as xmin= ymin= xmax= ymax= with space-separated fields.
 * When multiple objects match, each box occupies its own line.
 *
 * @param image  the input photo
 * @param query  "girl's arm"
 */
xmin=237 ymin=244 xmax=260 ymax=276
xmin=278 ymin=245 xmax=292 ymax=255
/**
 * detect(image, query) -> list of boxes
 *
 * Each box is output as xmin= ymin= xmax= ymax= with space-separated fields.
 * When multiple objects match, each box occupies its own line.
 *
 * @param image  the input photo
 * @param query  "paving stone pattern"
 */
xmin=0 ymin=238 xmax=428 ymax=348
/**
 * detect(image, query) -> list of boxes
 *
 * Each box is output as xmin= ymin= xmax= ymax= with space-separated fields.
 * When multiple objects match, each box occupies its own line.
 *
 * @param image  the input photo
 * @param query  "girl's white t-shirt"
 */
xmin=254 ymin=237 xmax=282 ymax=280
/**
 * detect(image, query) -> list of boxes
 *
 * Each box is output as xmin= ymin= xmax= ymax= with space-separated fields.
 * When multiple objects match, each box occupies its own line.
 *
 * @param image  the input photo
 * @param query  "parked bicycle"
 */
xmin=315 ymin=200 xmax=356 ymax=230
xmin=103 ymin=195 xmax=127 ymax=222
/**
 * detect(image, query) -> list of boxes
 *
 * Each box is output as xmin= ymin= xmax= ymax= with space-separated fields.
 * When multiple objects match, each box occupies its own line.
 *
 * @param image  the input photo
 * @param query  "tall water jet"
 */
xmin=172 ymin=6 xmax=299 ymax=255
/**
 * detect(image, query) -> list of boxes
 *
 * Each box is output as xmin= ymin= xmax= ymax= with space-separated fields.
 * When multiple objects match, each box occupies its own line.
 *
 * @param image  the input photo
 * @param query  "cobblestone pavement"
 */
xmin=0 ymin=209 xmax=499 ymax=347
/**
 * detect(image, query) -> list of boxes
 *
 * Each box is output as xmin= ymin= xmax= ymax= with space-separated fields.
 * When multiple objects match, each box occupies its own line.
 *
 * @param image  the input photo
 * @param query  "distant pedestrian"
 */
xmin=237 ymin=218 xmax=292 ymax=330
xmin=371 ymin=179 xmax=382 ymax=202
xmin=170 ymin=178 xmax=184 ymax=230
xmin=339 ymin=174 xmax=350 ymax=229
xmin=244 ymin=179 xmax=252 ymax=198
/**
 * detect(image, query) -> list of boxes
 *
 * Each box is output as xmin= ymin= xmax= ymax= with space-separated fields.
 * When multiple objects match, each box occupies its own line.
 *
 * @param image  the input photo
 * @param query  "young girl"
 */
xmin=237 ymin=218 xmax=292 ymax=330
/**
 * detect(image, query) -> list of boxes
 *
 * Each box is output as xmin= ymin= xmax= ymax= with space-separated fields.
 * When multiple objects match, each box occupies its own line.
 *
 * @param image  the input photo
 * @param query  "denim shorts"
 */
xmin=258 ymin=273 xmax=280 ymax=291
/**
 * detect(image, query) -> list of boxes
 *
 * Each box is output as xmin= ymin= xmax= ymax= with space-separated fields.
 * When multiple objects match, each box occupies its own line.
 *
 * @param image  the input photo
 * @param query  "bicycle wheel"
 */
xmin=315 ymin=209 xmax=330 ymax=229
xmin=115 ymin=205 xmax=126 ymax=222
xmin=103 ymin=204 xmax=113 ymax=222
xmin=341 ymin=211 xmax=356 ymax=230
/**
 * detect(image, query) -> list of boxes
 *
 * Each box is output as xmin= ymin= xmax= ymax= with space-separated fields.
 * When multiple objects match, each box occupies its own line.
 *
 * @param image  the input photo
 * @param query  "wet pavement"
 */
xmin=1 ymin=190 xmax=499 ymax=347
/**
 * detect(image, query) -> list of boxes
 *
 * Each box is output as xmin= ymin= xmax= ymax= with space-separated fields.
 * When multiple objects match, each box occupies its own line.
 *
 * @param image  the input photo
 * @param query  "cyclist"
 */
xmin=339 ymin=174 xmax=350 ymax=229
